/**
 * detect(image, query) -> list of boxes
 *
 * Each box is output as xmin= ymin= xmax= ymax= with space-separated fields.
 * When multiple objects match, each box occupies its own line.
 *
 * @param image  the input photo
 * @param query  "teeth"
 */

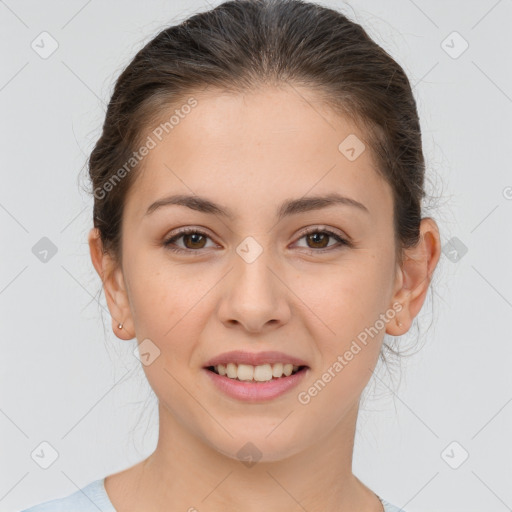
xmin=226 ymin=363 xmax=237 ymax=379
xmin=213 ymin=363 xmax=301 ymax=382
xmin=272 ymin=363 xmax=283 ymax=377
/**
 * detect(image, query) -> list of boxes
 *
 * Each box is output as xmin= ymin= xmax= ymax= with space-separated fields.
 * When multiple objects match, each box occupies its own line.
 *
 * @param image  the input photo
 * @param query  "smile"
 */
xmin=204 ymin=364 xmax=309 ymax=402
xmin=208 ymin=362 xmax=305 ymax=382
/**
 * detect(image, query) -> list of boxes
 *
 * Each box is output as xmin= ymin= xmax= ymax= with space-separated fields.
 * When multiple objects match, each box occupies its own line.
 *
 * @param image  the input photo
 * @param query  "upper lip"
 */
xmin=203 ymin=350 xmax=309 ymax=368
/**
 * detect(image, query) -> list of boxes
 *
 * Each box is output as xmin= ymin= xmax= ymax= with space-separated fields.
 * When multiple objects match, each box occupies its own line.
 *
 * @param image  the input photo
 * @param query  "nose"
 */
xmin=217 ymin=246 xmax=291 ymax=334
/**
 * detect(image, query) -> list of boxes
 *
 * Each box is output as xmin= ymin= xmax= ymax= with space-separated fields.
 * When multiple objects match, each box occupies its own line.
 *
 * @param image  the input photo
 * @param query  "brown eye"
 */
xmin=305 ymin=232 xmax=330 ymax=249
xmin=295 ymin=228 xmax=350 ymax=253
xmin=182 ymin=232 xmax=207 ymax=249
xmin=164 ymin=228 xmax=214 ymax=253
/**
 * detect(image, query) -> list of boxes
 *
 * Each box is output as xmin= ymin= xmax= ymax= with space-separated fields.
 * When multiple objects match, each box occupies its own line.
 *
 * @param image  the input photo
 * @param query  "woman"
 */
xmin=20 ymin=0 xmax=441 ymax=510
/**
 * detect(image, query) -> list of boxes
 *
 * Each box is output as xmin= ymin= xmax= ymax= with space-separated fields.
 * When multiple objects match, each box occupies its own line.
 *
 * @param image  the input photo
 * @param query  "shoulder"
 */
xmin=381 ymin=498 xmax=408 ymax=512
xmin=17 ymin=478 xmax=116 ymax=512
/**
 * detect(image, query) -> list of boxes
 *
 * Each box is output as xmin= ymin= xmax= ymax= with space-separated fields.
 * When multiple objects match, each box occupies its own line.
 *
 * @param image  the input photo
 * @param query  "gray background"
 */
xmin=1 ymin=1 xmax=511 ymax=511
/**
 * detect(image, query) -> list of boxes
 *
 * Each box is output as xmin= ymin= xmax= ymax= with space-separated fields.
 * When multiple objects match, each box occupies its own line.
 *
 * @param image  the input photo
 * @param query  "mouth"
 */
xmin=205 ymin=363 xmax=309 ymax=383
xmin=203 ymin=362 xmax=310 ymax=402
xmin=201 ymin=350 xmax=311 ymax=401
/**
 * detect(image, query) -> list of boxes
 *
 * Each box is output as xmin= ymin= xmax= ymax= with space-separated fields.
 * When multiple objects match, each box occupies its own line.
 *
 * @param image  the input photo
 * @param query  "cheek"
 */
xmin=296 ymin=266 xmax=387 ymax=413
xmin=125 ymin=250 xmax=212 ymax=338
xmin=298 ymin=253 xmax=392 ymax=329
xmin=296 ymin=253 xmax=393 ymax=380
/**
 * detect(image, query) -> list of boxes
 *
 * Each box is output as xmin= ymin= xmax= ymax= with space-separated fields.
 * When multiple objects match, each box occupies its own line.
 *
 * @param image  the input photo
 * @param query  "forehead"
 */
xmin=124 ymin=85 xmax=393 ymax=224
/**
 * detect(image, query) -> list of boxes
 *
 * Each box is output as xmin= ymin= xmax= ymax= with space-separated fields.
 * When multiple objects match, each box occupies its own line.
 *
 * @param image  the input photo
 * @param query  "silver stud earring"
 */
xmin=118 ymin=323 xmax=123 ymax=329
xmin=396 ymin=319 xmax=402 ymax=327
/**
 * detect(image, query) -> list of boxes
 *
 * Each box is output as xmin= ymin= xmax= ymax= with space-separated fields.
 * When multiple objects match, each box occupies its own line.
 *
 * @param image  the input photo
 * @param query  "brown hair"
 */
xmin=87 ymin=0 xmax=438 ymax=367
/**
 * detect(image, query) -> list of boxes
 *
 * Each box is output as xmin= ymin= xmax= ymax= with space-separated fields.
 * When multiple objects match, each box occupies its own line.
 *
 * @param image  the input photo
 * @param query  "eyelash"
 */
xmin=163 ymin=226 xmax=351 ymax=255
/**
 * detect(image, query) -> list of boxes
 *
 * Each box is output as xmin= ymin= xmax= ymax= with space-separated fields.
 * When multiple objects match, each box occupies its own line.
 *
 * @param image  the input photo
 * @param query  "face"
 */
xmin=95 ymin=85 xmax=409 ymax=462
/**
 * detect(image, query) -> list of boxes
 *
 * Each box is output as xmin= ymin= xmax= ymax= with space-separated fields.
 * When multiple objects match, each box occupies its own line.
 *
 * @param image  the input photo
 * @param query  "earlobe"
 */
xmin=106 ymin=266 xmax=135 ymax=340
xmin=87 ymin=228 xmax=135 ymax=340
xmin=387 ymin=218 xmax=441 ymax=336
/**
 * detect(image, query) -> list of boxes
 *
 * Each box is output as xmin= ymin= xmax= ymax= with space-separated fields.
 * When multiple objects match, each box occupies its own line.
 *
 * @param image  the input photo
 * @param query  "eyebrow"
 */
xmin=145 ymin=192 xmax=370 ymax=221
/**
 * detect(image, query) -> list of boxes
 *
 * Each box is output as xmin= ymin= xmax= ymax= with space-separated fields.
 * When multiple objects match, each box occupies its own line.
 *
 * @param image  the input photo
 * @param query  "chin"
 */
xmin=205 ymin=430 xmax=308 ymax=465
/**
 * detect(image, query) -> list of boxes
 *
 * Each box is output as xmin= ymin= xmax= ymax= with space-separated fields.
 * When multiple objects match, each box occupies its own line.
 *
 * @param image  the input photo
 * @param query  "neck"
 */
xmin=108 ymin=400 xmax=382 ymax=512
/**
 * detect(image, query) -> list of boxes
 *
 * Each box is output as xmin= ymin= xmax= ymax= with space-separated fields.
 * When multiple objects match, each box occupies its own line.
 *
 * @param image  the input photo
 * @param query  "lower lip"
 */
xmin=203 ymin=367 xmax=309 ymax=402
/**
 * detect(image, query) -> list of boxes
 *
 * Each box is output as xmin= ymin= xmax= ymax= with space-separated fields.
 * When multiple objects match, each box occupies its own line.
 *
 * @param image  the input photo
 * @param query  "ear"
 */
xmin=88 ymin=227 xmax=135 ymax=340
xmin=386 ymin=217 xmax=441 ymax=336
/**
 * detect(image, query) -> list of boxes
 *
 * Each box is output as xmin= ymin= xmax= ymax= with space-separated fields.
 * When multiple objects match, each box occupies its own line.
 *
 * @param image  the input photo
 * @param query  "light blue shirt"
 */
xmin=18 ymin=478 xmax=407 ymax=512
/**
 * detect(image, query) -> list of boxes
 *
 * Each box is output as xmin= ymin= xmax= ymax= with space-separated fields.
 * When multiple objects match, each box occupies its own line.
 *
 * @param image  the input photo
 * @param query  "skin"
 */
xmin=89 ymin=84 xmax=441 ymax=512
